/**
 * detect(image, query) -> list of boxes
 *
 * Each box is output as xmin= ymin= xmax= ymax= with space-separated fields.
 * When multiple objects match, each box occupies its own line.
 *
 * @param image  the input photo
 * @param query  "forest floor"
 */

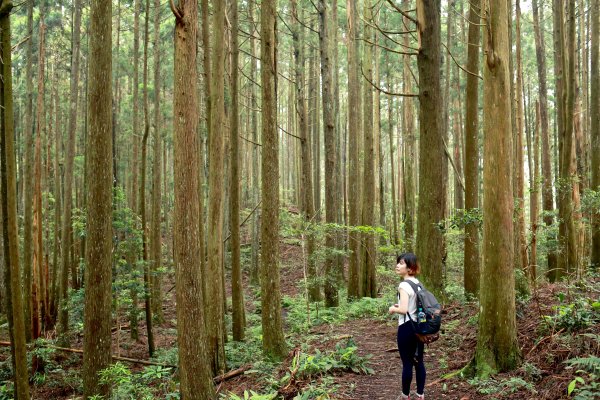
xmin=2 ymin=238 xmax=599 ymax=399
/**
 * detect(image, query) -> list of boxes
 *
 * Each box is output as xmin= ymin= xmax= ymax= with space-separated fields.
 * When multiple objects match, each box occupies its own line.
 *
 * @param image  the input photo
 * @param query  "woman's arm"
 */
xmin=388 ymin=288 xmax=409 ymax=315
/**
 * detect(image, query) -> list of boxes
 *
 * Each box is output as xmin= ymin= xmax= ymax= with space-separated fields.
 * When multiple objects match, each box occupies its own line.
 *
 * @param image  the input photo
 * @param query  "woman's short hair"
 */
xmin=396 ymin=253 xmax=420 ymax=276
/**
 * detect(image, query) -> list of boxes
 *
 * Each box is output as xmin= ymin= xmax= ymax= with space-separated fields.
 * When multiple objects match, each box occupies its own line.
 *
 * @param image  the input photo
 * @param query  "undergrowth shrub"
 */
xmin=542 ymin=296 xmax=600 ymax=333
xmin=566 ymin=356 xmax=600 ymax=399
xmin=88 ymin=362 xmax=177 ymax=400
xmin=467 ymin=376 xmax=537 ymax=396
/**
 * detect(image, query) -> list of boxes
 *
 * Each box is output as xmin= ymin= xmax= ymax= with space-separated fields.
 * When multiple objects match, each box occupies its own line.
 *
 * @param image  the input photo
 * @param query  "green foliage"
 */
xmin=95 ymin=362 xmax=177 ymax=400
xmin=293 ymin=376 xmax=338 ymax=399
xmin=445 ymin=282 xmax=466 ymax=303
xmin=581 ymin=188 xmax=600 ymax=216
xmin=0 ymin=382 xmax=14 ymax=400
xmin=446 ymin=208 xmax=483 ymax=230
xmin=565 ymin=356 xmax=600 ymax=399
xmin=67 ymin=287 xmax=86 ymax=333
xmin=290 ymin=339 xmax=373 ymax=379
xmin=520 ymin=362 xmax=543 ymax=382
xmin=467 ymin=376 xmax=536 ymax=395
xmin=284 ymin=293 xmax=389 ymax=333
xmin=542 ymin=295 xmax=599 ymax=333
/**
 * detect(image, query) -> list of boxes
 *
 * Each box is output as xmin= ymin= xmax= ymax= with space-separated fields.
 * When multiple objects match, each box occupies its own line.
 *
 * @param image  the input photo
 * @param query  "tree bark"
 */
xmin=260 ymin=0 xmax=287 ymax=359
xmin=58 ymin=0 xmax=82 ymax=346
xmin=82 ymin=0 xmax=113 ymax=396
xmin=230 ymin=0 xmax=246 ymax=341
xmin=403 ymin=0 xmax=416 ymax=252
xmin=248 ymin=0 xmax=260 ymax=286
xmin=319 ymin=0 xmax=341 ymax=305
xmin=360 ymin=0 xmax=376 ymax=299
xmin=171 ymin=0 xmax=215 ymax=397
xmin=293 ymin=0 xmax=319 ymax=302
xmin=139 ymin=0 xmax=155 ymax=357
xmin=560 ymin=1 xmax=578 ymax=276
xmin=592 ymin=0 xmax=600 ymax=269
xmin=22 ymin=0 xmax=34 ymax=344
xmin=532 ymin=0 xmax=557 ymax=277
xmin=552 ymin=0 xmax=567 ymax=281
xmin=464 ymin=0 xmax=481 ymax=298
xmin=0 ymin=2 xmax=31 ymax=397
xmin=475 ymin=0 xmax=520 ymax=376
xmin=150 ymin=0 xmax=163 ymax=324
xmin=206 ymin=0 xmax=226 ymax=375
xmin=514 ymin=0 xmax=529 ymax=281
xmin=416 ymin=0 xmax=445 ymax=297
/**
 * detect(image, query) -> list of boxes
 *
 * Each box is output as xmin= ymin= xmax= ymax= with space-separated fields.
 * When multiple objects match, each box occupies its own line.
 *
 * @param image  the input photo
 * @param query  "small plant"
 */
xmin=565 ymin=356 xmax=600 ymax=399
xmin=468 ymin=376 xmax=536 ymax=395
xmin=293 ymin=376 xmax=338 ymax=399
xmin=542 ymin=296 xmax=599 ymax=332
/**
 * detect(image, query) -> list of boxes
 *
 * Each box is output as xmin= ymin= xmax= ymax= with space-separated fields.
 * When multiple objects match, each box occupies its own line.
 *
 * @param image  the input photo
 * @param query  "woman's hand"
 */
xmin=388 ymin=304 xmax=400 ymax=314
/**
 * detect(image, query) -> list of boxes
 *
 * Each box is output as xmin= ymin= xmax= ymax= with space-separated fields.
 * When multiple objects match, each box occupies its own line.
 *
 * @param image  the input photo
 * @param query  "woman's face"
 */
xmin=395 ymin=259 xmax=408 ymax=277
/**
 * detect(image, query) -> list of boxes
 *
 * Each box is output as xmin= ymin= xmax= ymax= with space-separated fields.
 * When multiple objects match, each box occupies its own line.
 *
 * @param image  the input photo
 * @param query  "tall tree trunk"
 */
xmin=59 ymin=0 xmax=82 ymax=346
xmin=150 ymin=0 xmax=163 ymax=324
xmin=248 ymin=0 xmax=260 ymax=286
xmin=320 ymin=0 xmax=341 ymax=305
xmin=387 ymin=60 xmax=399 ymax=246
xmin=313 ymin=40 xmax=321 ymax=221
xmin=82 ymin=0 xmax=113 ymax=396
xmin=560 ymin=1 xmax=578 ymax=276
xmin=230 ymin=0 xmax=245 ymax=341
xmin=360 ymin=0 xmax=376 ymax=299
xmin=552 ymin=0 xmax=567 ymax=281
xmin=475 ymin=0 xmax=519 ymax=376
xmin=464 ymin=0 xmax=481 ymax=297
xmin=171 ymin=0 xmax=215 ymax=397
xmin=260 ymin=0 xmax=287 ymax=359
xmin=403 ymin=0 xmax=416 ymax=252
xmin=531 ymin=102 xmax=541 ymax=282
xmin=416 ymin=0 xmax=445 ymax=297
xmin=139 ymin=0 xmax=155 ymax=357
xmin=51 ymin=68 xmax=61 ymax=324
xmin=514 ymin=0 xmax=529 ymax=281
xmin=207 ymin=0 xmax=226 ymax=374
xmin=444 ymin=0 xmax=454 ymax=211
xmin=32 ymin=16 xmax=47 ymax=340
xmin=293 ymin=0 xmax=318 ymax=302
xmin=346 ymin=0 xmax=361 ymax=298
xmin=0 ymin=2 xmax=31 ymax=397
xmin=532 ymin=0 xmax=557 ymax=277
xmin=591 ymin=0 xmax=600 ymax=269
xmin=22 ymin=0 xmax=34 ymax=344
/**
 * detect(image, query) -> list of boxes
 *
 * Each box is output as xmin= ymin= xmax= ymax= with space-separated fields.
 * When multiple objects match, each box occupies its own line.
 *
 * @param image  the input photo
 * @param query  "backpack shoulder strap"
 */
xmin=403 ymin=280 xmax=421 ymax=293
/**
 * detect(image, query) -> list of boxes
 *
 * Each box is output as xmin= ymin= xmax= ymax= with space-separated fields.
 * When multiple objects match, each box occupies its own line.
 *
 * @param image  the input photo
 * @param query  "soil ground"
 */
xmin=3 ymin=240 xmax=598 ymax=399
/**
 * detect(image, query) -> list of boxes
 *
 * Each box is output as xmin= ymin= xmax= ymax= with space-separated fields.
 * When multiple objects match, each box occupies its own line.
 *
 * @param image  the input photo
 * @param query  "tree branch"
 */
xmin=361 ymin=65 xmax=418 ymax=97
xmin=442 ymin=41 xmax=482 ymax=80
xmin=385 ymin=0 xmax=417 ymax=24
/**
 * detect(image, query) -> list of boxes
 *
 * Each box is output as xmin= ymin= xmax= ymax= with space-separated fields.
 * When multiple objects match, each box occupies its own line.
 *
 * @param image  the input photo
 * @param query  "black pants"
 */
xmin=397 ymin=322 xmax=426 ymax=396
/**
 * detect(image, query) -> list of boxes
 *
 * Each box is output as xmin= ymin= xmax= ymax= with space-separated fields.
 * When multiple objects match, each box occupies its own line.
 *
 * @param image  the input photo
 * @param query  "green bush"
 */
xmin=542 ymin=297 xmax=600 ymax=333
xmin=566 ymin=356 xmax=600 ymax=399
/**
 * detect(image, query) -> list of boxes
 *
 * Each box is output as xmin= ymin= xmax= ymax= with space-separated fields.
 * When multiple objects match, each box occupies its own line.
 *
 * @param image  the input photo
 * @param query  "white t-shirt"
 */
xmin=397 ymin=277 xmax=420 ymax=326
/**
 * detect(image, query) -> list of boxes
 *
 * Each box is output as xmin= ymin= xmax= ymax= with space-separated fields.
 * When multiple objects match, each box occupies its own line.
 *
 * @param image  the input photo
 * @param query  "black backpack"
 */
xmin=401 ymin=280 xmax=442 ymax=344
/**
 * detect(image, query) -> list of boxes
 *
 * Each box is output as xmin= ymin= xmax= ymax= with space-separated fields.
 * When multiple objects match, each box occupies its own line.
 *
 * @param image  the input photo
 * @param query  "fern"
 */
xmin=565 ymin=356 xmax=600 ymax=373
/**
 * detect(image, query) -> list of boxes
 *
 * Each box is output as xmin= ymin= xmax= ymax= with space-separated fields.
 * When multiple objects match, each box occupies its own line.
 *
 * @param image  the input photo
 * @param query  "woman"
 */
xmin=388 ymin=253 xmax=426 ymax=400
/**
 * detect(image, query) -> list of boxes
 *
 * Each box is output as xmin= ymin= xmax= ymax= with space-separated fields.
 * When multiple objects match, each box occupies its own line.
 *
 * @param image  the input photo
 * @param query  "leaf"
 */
xmin=568 ymin=379 xmax=577 ymax=395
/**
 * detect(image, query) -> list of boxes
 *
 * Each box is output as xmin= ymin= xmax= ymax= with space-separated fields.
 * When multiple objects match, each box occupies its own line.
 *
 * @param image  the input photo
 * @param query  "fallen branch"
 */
xmin=213 ymin=365 xmax=252 ymax=383
xmin=0 ymin=341 xmax=176 ymax=368
xmin=526 ymin=328 xmax=565 ymax=356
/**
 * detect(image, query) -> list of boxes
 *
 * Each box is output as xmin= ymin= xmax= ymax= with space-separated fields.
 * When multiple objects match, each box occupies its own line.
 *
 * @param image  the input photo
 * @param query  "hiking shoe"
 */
xmin=414 ymin=394 xmax=424 ymax=400
xmin=395 ymin=394 xmax=409 ymax=400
